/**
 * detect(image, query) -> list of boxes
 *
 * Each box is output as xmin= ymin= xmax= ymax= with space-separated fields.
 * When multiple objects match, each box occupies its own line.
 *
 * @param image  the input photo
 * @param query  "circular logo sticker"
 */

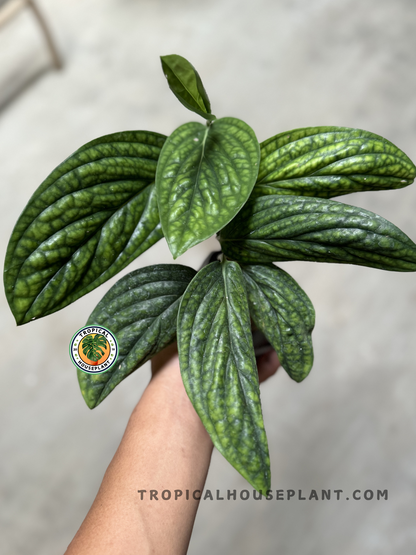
xmin=69 ymin=326 xmax=119 ymax=374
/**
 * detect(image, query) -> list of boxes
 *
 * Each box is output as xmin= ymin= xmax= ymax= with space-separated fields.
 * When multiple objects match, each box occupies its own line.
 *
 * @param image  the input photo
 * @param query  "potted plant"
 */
xmin=4 ymin=54 xmax=416 ymax=493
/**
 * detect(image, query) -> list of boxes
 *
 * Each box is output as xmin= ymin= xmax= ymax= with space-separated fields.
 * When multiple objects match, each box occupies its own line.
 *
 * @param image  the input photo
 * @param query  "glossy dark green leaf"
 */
xmin=156 ymin=117 xmax=260 ymax=258
xmin=78 ymin=264 xmax=196 ymax=409
xmin=253 ymin=127 xmax=416 ymax=198
xmin=161 ymin=54 xmax=215 ymax=121
xmin=81 ymin=334 xmax=107 ymax=362
xmin=242 ymin=264 xmax=315 ymax=382
xmin=219 ymin=194 xmax=416 ymax=271
xmin=178 ymin=261 xmax=270 ymax=492
xmin=4 ymin=131 xmax=166 ymax=325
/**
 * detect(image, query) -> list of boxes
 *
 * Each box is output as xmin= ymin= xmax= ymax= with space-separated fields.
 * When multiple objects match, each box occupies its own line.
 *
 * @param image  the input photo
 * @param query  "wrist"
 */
xmin=144 ymin=350 xmax=213 ymax=450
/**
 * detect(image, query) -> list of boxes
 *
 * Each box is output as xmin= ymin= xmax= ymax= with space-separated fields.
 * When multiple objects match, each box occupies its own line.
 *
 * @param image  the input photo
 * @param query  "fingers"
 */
xmin=257 ymin=349 xmax=280 ymax=383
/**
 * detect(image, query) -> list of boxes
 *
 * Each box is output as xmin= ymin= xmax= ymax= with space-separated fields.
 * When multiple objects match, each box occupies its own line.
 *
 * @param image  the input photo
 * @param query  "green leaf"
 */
xmin=253 ymin=127 xmax=416 ymax=198
xmin=219 ymin=194 xmax=416 ymax=271
xmin=156 ymin=117 xmax=260 ymax=258
xmin=78 ymin=264 xmax=196 ymax=409
xmin=242 ymin=264 xmax=315 ymax=382
xmin=161 ymin=54 xmax=215 ymax=121
xmin=177 ymin=260 xmax=270 ymax=493
xmin=81 ymin=334 xmax=107 ymax=362
xmin=4 ymin=131 xmax=166 ymax=325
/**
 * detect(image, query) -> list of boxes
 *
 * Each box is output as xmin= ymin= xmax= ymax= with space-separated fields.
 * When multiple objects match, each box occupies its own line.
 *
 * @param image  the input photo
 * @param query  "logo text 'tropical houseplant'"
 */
xmin=4 ymin=55 xmax=416 ymax=492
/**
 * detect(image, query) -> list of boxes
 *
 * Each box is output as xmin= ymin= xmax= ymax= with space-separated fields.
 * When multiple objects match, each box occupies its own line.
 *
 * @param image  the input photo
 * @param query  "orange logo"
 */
xmin=69 ymin=326 xmax=118 ymax=374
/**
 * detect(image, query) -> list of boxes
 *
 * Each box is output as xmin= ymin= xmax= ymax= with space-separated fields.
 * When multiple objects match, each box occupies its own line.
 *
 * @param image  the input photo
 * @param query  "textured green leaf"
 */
xmin=81 ymin=334 xmax=107 ymax=362
xmin=78 ymin=264 xmax=196 ymax=409
xmin=161 ymin=54 xmax=215 ymax=121
xmin=242 ymin=264 xmax=315 ymax=382
xmin=4 ymin=131 xmax=166 ymax=325
xmin=178 ymin=261 xmax=270 ymax=492
xmin=156 ymin=117 xmax=260 ymax=258
xmin=219 ymin=194 xmax=416 ymax=271
xmin=253 ymin=127 xmax=416 ymax=198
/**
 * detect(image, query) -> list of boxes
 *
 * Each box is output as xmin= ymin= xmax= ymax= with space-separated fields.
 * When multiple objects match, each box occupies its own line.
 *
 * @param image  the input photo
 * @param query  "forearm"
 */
xmin=65 ymin=349 xmax=213 ymax=555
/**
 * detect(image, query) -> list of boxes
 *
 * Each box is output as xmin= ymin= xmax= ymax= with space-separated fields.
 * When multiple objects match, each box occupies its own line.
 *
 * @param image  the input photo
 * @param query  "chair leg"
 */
xmin=26 ymin=0 xmax=62 ymax=69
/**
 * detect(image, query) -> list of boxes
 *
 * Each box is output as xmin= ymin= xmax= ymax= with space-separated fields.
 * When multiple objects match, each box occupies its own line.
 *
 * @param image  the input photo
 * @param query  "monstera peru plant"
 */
xmin=4 ymin=55 xmax=416 ymax=493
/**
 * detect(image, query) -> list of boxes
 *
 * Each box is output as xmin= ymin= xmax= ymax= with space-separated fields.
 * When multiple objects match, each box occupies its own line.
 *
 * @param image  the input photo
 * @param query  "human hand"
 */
xmin=151 ymin=342 xmax=280 ymax=384
xmin=256 ymin=348 xmax=280 ymax=383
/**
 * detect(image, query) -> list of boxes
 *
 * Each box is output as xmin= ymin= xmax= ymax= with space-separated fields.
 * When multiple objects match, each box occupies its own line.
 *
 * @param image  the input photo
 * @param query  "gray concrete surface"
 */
xmin=1 ymin=0 xmax=416 ymax=553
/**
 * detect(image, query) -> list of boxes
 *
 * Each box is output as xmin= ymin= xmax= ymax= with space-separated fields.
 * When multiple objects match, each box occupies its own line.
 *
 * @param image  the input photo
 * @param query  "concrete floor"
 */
xmin=1 ymin=0 xmax=416 ymax=553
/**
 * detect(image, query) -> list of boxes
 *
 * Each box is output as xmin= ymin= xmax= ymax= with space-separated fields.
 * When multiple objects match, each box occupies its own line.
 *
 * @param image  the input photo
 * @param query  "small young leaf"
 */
xmin=242 ymin=264 xmax=315 ymax=382
xmin=160 ymin=54 xmax=215 ymax=121
xmin=177 ymin=261 xmax=270 ymax=493
xmin=253 ymin=127 xmax=416 ymax=198
xmin=219 ymin=194 xmax=416 ymax=271
xmin=156 ymin=117 xmax=260 ymax=258
xmin=4 ymin=131 xmax=166 ymax=325
xmin=78 ymin=264 xmax=196 ymax=409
